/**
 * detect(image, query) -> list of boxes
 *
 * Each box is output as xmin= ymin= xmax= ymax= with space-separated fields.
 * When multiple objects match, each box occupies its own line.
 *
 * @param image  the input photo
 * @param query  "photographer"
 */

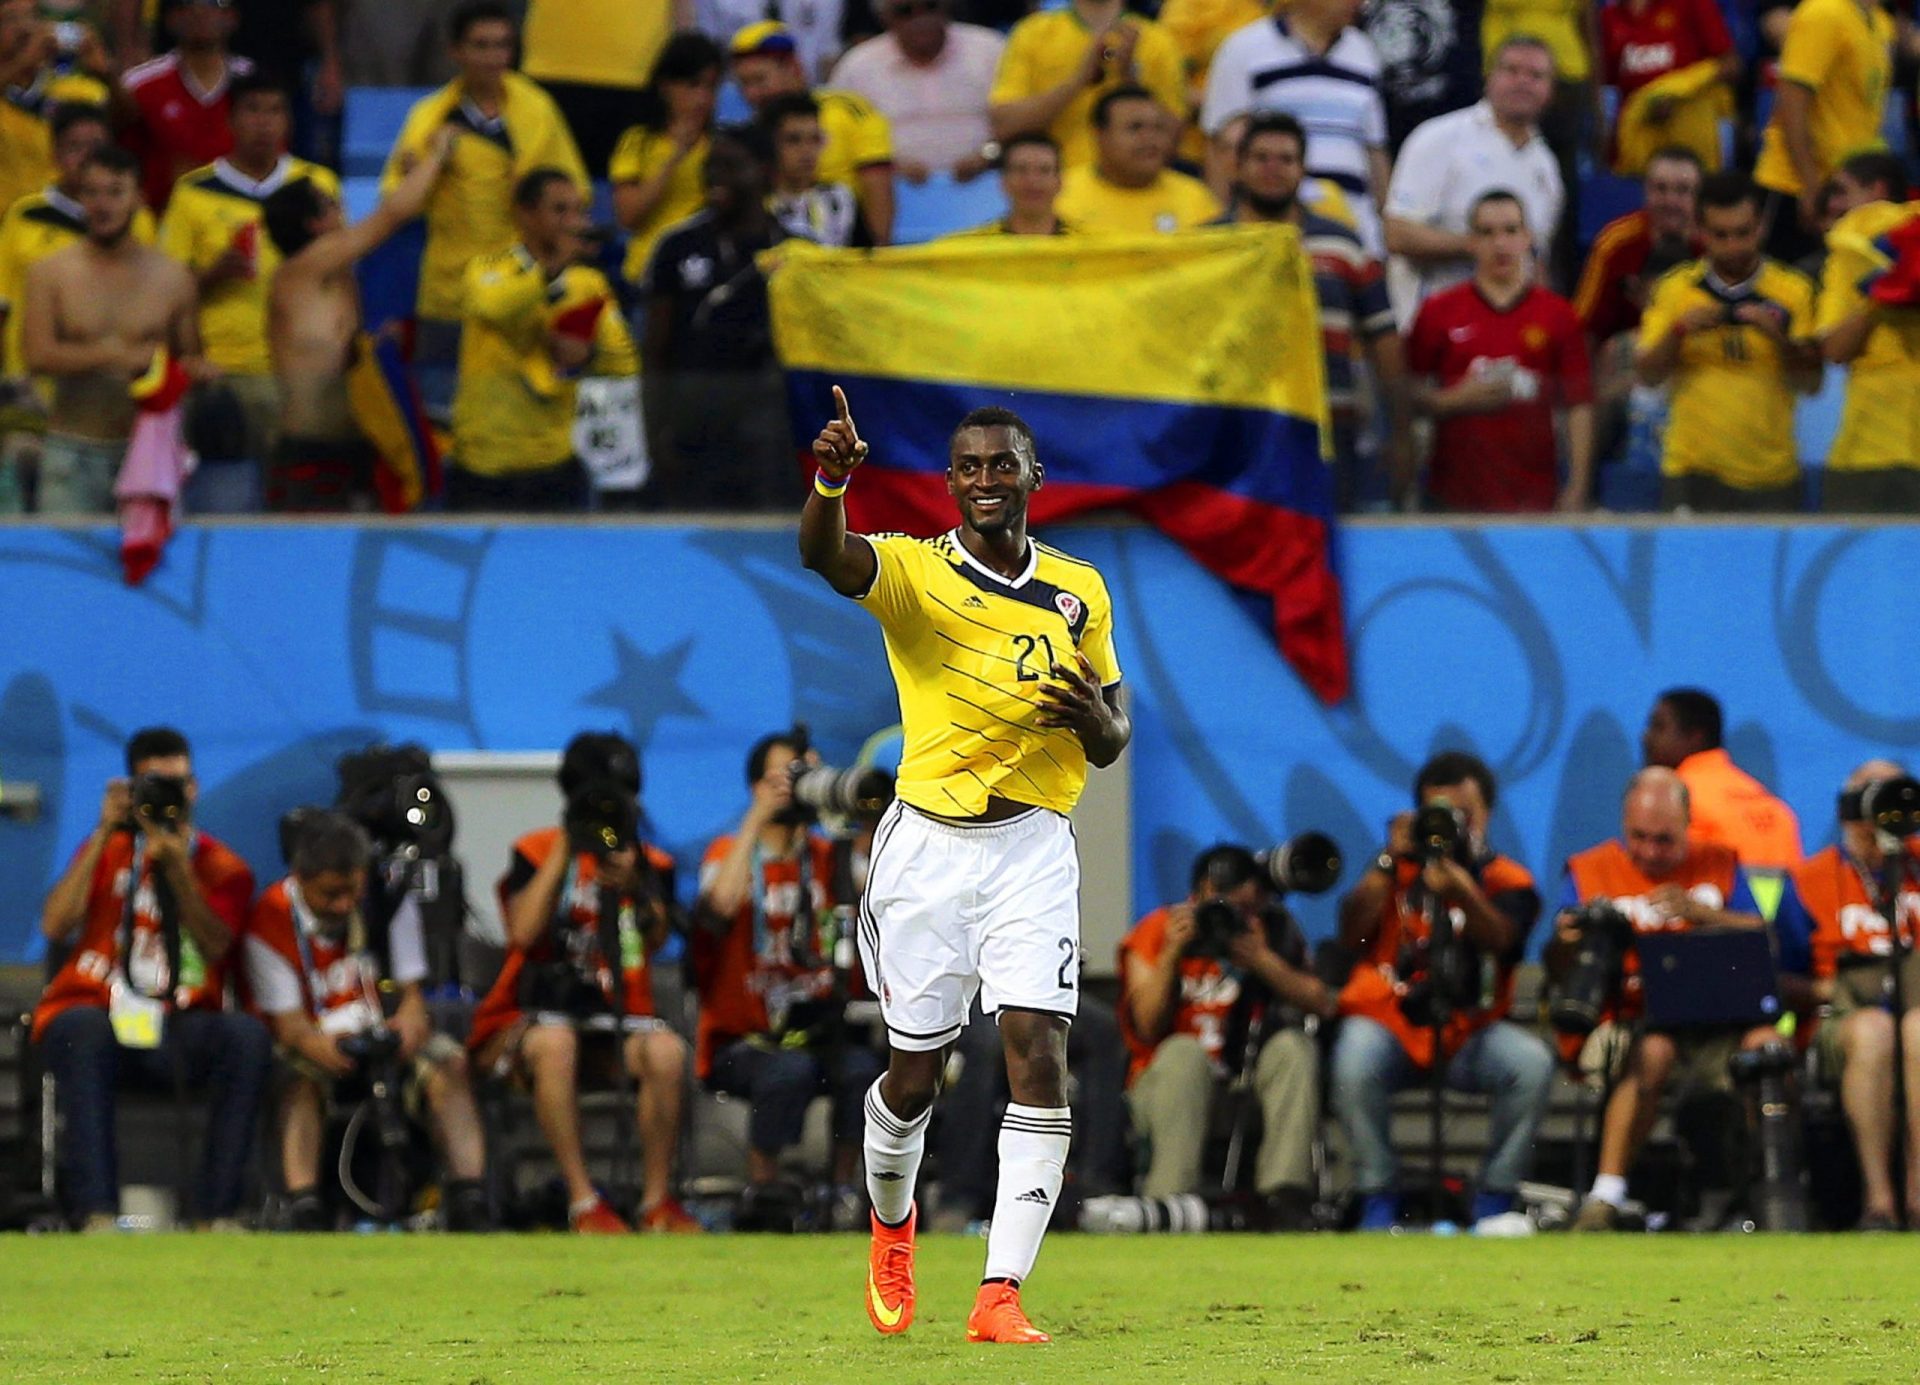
xmin=692 ymin=730 xmax=884 ymax=1195
xmin=1118 ymin=845 xmax=1335 ymax=1221
xmin=33 ymin=726 xmax=270 ymax=1231
xmin=467 ymin=732 xmax=698 ymax=1234
xmin=1331 ymin=751 xmax=1553 ymax=1232
xmin=246 ymin=812 xmax=488 ymax=1230
xmin=1551 ymin=768 xmax=1776 ymax=1231
xmin=1790 ymin=761 xmax=1920 ymax=1230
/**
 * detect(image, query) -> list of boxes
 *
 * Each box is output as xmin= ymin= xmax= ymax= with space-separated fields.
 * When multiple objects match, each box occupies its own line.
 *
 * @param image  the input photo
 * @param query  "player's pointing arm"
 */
xmin=798 ymin=384 xmax=880 ymax=597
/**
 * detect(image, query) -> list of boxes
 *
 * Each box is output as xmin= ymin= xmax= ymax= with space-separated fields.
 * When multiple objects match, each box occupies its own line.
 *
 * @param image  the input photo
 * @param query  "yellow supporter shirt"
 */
xmin=1056 ymin=165 xmax=1221 ymax=233
xmin=380 ymin=74 xmax=589 ymax=321
xmin=1638 ymin=258 xmax=1817 ymax=489
xmin=609 ymin=126 xmax=708 ymax=285
xmin=0 ymin=189 xmax=155 ymax=376
xmin=521 ymin=0 xmax=668 ymax=90
xmin=1818 ymin=200 xmax=1920 ymax=471
xmin=453 ymin=247 xmax=637 ymax=476
xmin=1483 ymin=0 xmax=1590 ymax=80
xmin=990 ymin=9 xmax=1188 ymax=170
xmin=813 ymin=89 xmax=894 ymax=192
xmin=1755 ymin=0 xmax=1895 ymax=197
xmin=0 ymin=99 xmax=53 ymax=219
xmin=854 ymin=530 xmax=1122 ymax=818
xmin=160 ymin=157 xmax=340 ymax=376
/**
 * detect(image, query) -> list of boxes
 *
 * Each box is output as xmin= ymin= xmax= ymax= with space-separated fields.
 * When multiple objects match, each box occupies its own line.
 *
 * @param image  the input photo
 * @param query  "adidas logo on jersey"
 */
xmin=1014 ymin=1187 xmax=1051 ymax=1206
xmin=962 ymin=595 xmax=989 ymax=609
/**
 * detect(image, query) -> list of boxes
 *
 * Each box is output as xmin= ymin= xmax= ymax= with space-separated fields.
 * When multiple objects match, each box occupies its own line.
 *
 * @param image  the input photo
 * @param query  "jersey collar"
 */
xmin=41 ymin=185 xmax=82 ymax=221
xmin=948 ymin=528 xmax=1037 ymax=589
xmin=213 ymin=154 xmax=296 ymax=198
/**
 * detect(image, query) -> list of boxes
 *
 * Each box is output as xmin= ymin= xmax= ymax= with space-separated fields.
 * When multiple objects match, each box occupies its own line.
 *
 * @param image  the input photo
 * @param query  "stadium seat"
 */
xmin=1795 ymin=366 xmax=1843 ymax=468
xmin=894 ymin=172 xmax=1008 ymax=245
xmin=343 ymin=87 xmax=434 ymax=179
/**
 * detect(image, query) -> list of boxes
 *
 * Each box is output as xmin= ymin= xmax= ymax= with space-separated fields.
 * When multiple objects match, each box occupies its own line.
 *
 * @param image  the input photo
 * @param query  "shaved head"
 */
xmin=1622 ymin=767 xmax=1691 ymax=879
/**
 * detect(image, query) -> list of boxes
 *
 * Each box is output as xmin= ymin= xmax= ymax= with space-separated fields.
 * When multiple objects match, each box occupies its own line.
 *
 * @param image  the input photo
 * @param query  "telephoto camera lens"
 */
xmin=790 ymin=762 xmax=895 ymax=818
xmin=1261 ymin=831 xmax=1342 ymax=895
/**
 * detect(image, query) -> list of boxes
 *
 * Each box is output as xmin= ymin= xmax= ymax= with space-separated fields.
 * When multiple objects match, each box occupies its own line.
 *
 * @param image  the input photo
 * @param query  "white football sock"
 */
xmin=863 ymin=1079 xmax=929 ymax=1227
xmin=982 ymin=1104 xmax=1070 ymax=1285
xmin=1589 ymin=1174 xmax=1628 ymax=1207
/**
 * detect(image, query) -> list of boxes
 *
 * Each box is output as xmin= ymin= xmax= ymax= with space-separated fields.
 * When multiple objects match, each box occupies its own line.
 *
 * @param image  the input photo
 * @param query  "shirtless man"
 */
xmin=21 ymin=144 xmax=205 ymax=515
xmin=260 ymin=127 xmax=455 ymax=510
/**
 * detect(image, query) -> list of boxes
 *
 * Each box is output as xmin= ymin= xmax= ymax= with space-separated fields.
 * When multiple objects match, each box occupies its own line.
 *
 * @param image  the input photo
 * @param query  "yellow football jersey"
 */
xmin=856 ymin=530 xmax=1122 ymax=819
xmin=1817 ymin=200 xmax=1920 ymax=472
xmin=160 ymin=157 xmax=340 ymax=376
xmin=1638 ymin=258 xmax=1816 ymax=489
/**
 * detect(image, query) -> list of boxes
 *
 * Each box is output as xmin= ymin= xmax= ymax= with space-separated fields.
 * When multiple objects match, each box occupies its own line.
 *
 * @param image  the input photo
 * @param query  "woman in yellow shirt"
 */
xmin=610 ymin=33 xmax=724 ymax=291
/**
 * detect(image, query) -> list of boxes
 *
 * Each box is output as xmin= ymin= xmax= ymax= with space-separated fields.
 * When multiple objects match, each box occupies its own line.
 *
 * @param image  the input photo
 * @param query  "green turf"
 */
xmin=0 ymin=1232 xmax=1908 ymax=1383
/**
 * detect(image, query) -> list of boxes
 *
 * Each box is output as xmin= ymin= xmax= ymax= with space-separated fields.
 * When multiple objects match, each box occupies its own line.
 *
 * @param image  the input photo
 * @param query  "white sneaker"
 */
xmin=1472 ymin=1210 xmax=1535 ymax=1238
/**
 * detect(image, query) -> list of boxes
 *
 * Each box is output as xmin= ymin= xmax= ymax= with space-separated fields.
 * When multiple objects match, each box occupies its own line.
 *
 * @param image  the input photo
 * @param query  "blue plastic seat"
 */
xmin=893 ymin=172 xmax=1008 ymax=244
xmin=343 ymin=87 xmax=435 ymax=178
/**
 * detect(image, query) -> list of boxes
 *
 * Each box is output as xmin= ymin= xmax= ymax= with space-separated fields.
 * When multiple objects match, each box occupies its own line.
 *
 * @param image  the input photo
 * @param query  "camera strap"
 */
xmin=116 ymin=832 xmax=185 ymax=1006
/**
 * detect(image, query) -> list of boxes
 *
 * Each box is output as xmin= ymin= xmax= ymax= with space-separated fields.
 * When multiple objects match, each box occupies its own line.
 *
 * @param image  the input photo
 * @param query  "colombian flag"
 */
xmin=768 ymin=227 xmax=1347 ymax=702
xmin=345 ymin=328 xmax=442 ymax=513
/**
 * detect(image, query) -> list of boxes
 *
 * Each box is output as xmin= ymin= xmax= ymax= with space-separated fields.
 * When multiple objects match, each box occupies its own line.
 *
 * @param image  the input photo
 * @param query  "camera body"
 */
xmin=336 ymin=744 xmax=454 ymax=858
xmin=1839 ymin=775 xmax=1920 ymax=842
xmin=563 ymin=776 xmax=641 ymax=858
xmin=1549 ymin=900 xmax=1636 ymax=1036
xmin=127 ymin=772 xmax=188 ymax=834
xmin=1410 ymin=802 xmax=1471 ymax=867
xmin=1189 ymin=896 xmax=1246 ymax=960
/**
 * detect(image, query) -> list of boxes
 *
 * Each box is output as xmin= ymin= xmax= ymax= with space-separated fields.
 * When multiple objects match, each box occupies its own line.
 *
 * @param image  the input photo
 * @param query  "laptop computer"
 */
xmin=1636 ymin=928 xmax=1783 ymax=1030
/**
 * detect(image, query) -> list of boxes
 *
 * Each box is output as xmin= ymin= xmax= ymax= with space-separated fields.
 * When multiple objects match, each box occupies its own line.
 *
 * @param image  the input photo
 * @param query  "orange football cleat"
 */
xmin=640 ymin=1197 xmax=704 ymax=1233
xmin=569 ymin=1198 xmax=631 ymax=1234
xmin=866 ymin=1206 xmax=917 ymax=1335
xmin=966 ymin=1281 xmax=1050 ymax=1344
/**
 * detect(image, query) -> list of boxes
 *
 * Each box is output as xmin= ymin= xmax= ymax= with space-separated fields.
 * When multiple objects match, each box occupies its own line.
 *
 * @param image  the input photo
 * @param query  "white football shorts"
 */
xmin=857 ymin=800 xmax=1081 ymax=1052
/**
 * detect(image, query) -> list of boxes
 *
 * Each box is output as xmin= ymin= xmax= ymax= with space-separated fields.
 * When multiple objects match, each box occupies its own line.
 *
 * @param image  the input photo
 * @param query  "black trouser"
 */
xmin=39 ymin=1007 xmax=273 ymax=1222
xmin=708 ymin=1038 xmax=885 ymax=1156
xmin=444 ymin=457 xmax=592 ymax=513
xmin=1661 ymin=471 xmax=1805 ymax=514
xmin=1821 ymin=467 xmax=1920 ymax=513
xmin=1761 ymin=189 xmax=1824 ymax=267
xmin=539 ymin=79 xmax=642 ymax=179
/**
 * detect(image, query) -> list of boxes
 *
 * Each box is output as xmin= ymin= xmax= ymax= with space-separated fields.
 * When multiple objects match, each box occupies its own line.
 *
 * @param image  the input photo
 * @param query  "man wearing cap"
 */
xmin=730 ymin=20 xmax=895 ymax=245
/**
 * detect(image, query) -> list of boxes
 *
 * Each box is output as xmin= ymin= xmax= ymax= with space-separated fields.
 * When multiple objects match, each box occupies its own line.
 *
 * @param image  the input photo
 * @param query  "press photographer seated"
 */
xmin=1550 ymin=768 xmax=1778 ymax=1231
xmin=467 ymin=733 xmax=698 ymax=1234
xmin=1117 ymin=844 xmax=1336 ymax=1220
xmin=693 ymin=730 xmax=884 ymax=1199
xmin=246 ymin=812 xmax=488 ymax=1230
xmin=1789 ymin=762 xmax=1920 ymax=1230
xmin=1330 ymin=751 xmax=1554 ymax=1232
xmin=33 ymin=727 xmax=270 ymax=1231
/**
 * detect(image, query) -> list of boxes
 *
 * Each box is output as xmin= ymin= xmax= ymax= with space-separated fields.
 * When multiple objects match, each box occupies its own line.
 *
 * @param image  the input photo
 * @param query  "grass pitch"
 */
xmin=0 ymin=1232 xmax=1908 ymax=1383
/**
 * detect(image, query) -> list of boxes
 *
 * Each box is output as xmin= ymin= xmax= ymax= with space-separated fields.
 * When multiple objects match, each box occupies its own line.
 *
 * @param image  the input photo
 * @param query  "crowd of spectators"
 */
xmin=30 ymin=686 xmax=1920 ymax=1234
xmin=0 ymin=0 xmax=1913 ymax=518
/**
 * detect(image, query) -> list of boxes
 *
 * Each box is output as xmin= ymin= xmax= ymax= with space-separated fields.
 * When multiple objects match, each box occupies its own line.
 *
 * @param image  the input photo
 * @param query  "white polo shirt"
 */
xmin=1200 ymin=16 xmax=1388 ymax=254
xmin=1383 ymin=99 xmax=1563 ymax=325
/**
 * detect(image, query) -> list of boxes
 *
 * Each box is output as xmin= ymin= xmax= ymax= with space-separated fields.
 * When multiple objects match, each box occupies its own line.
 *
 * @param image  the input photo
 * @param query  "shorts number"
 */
xmin=1013 ymin=633 xmax=1057 ymax=683
xmin=1057 ymin=937 xmax=1077 ymax=990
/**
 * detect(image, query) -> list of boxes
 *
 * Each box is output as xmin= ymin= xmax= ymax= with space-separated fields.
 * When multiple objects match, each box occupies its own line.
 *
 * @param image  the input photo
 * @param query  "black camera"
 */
xmin=1839 ymin=775 xmax=1920 ymax=841
xmin=127 ymin=772 xmax=188 ymax=833
xmin=1409 ymin=802 xmax=1469 ymax=866
xmin=1549 ymin=900 xmax=1635 ymax=1037
xmin=517 ymin=957 xmax=615 ymax=1019
xmin=1728 ymin=1041 xmax=1807 ymax=1232
xmin=1258 ymin=831 xmax=1342 ymax=896
xmin=336 ymin=744 xmax=454 ymax=858
xmin=1190 ymin=896 xmax=1246 ymax=960
xmin=1397 ymin=931 xmax=1482 ymax=1029
xmin=564 ymin=776 xmax=641 ymax=858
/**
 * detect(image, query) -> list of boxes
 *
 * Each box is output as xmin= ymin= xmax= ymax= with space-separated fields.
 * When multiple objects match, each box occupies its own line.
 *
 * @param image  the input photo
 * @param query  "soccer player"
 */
xmin=799 ymin=386 xmax=1130 ymax=1345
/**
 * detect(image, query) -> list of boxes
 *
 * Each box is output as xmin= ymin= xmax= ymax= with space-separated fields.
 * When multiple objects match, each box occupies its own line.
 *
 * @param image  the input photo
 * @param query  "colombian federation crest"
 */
xmin=1055 ymin=592 xmax=1083 ymax=625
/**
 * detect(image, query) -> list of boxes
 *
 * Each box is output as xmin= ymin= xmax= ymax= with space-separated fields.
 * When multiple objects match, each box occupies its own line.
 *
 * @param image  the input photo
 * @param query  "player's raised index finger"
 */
xmin=832 ymin=384 xmax=856 ymax=431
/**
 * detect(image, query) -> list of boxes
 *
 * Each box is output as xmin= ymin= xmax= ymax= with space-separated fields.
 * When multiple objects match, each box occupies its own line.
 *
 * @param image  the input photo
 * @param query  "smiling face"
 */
xmin=947 ymin=424 xmax=1042 ymax=536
